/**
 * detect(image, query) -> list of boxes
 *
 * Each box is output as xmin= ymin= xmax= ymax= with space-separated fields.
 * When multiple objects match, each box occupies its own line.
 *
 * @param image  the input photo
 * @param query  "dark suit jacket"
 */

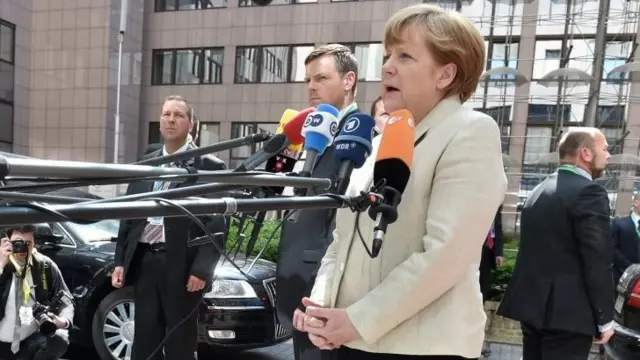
xmin=497 ymin=170 xmax=613 ymax=336
xmin=275 ymin=107 xmax=359 ymax=328
xmin=114 ymin=142 xmax=227 ymax=288
xmin=611 ymin=215 xmax=640 ymax=284
xmin=484 ymin=205 xmax=504 ymax=269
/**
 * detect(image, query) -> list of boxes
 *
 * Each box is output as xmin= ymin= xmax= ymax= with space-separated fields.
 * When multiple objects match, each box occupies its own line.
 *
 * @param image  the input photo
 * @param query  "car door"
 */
xmin=34 ymin=223 xmax=77 ymax=291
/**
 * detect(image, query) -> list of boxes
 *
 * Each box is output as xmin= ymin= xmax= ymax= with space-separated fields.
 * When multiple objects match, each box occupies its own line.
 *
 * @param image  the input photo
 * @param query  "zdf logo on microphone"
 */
xmin=343 ymin=117 xmax=360 ymax=133
xmin=387 ymin=115 xmax=414 ymax=128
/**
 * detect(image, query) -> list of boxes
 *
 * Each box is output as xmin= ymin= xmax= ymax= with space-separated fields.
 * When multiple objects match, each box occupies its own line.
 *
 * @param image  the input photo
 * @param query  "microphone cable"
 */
xmin=142 ymin=201 xmax=298 ymax=360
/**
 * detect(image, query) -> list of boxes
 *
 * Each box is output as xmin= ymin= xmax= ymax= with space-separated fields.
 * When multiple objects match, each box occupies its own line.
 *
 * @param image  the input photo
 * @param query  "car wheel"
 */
xmin=92 ymin=287 xmax=135 ymax=360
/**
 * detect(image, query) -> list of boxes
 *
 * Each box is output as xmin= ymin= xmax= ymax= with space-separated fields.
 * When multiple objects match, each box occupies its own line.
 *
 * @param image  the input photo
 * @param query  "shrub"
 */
xmin=487 ymin=234 xmax=519 ymax=301
xmin=225 ymin=218 xmax=282 ymax=263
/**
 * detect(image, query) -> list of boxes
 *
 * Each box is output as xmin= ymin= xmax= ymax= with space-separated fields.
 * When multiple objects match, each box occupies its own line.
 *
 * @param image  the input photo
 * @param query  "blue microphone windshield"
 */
xmin=316 ymin=104 xmax=339 ymax=118
xmin=301 ymin=105 xmax=340 ymax=156
xmin=333 ymin=112 xmax=375 ymax=169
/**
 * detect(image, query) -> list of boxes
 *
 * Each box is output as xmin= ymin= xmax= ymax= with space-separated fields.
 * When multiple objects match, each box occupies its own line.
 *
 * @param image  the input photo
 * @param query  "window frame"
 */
xmin=151 ymin=47 xmax=224 ymax=86
xmin=341 ymin=42 xmax=384 ymax=82
xmin=155 ymin=0 xmax=228 ymax=11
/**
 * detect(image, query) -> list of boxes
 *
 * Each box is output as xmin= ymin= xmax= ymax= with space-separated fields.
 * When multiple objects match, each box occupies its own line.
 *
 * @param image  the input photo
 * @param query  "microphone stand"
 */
xmin=136 ymin=133 xmax=271 ymax=167
xmin=0 ymin=194 xmax=378 ymax=226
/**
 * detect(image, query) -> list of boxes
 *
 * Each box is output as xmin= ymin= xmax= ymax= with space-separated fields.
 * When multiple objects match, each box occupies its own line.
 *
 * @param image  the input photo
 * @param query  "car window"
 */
xmin=49 ymin=223 xmax=74 ymax=246
xmin=65 ymin=220 xmax=120 ymax=243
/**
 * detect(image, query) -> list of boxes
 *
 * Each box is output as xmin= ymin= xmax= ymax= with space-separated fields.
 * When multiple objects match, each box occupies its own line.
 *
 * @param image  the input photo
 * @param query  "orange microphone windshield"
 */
xmin=373 ymin=109 xmax=415 ymax=194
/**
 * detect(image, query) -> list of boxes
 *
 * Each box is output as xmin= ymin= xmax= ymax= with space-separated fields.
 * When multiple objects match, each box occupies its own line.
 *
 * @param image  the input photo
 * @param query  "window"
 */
xmin=523 ymin=126 xmax=553 ymax=165
xmin=488 ymin=42 xmax=519 ymax=80
xmin=600 ymin=127 xmax=623 ymax=155
xmin=155 ymin=0 xmax=227 ymax=11
xmin=148 ymin=122 xmax=161 ymax=145
xmin=528 ymin=104 xmax=571 ymax=123
xmin=234 ymin=45 xmax=314 ymax=83
xmin=343 ymin=43 xmax=384 ymax=82
xmin=0 ymin=62 xmax=13 ymax=103
xmin=0 ymin=102 xmax=12 ymax=144
xmin=603 ymin=41 xmax=633 ymax=82
xmin=197 ymin=121 xmax=221 ymax=154
xmin=545 ymin=49 xmax=561 ymax=59
xmin=230 ymin=122 xmax=280 ymax=168
xmin=239 ymin=0 xmax=316 ymax=6
xmin=65 ymin=220 xmax=120 ymax=243
xmin=597 ymin=105 xmax=625 ymax=126
xmin=0 ymin=22 xmax=14 ymax=64
xmin=151 ymin=47 xmax=224 ymax=85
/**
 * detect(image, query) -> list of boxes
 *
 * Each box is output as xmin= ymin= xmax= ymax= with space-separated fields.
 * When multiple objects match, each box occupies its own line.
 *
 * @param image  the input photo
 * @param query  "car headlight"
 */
xmin=203 ymin=279 xmax=258 ymax=299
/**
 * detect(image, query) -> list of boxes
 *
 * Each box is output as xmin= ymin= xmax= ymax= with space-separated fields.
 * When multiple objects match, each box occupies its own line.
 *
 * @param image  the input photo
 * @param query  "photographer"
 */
xmin=0 ymin=224 xmax=74 ymax=360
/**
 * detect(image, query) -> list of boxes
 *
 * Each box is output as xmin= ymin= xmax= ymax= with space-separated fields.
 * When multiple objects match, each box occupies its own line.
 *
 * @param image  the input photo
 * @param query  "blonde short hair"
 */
xmin=384 ymin=4 xmax=485 ymax=102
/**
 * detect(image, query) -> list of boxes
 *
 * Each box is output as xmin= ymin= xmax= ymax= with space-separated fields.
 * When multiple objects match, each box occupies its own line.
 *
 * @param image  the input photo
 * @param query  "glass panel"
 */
xmin=291 ymin=46 xmax=314 ymax=82
xmin=240 ymin=0 xmax=315 ymax=7
xmin=489 ymin=42 xmax=519 ymax=81
xmin=261 ymin=46 xmax=289 ymax=83
xmin=177 ymin=0 xmax=227 ymax=9
xmin=0 ymin=62 xmax=14 ymax=102
xmin=0 ymin=24 xmax=14 ymax=63
xmin=235 ymin=47 xmax=259 ymax=83
xmin=523 ymin=127 xmax=553 ymax=165
xmin=203 ymin=48 xmax=224 ymax=84
xmin=148 ymin=122 xmax=162 ymax=145
xmin=0 ymin=102 xmax=13 ymax=143
xmin=155 ymin=0 xmax=176 ymax=11
xmin=353 ymin=43 xmax=383 ymax=82
xmin=231 ymin=123 xmax=256 ymax=158
xmin=152 ymin=50 xmax=173 ymax=85
xmin=175 ymin=49 xmax=201 ymax=84
xmin=199 ymin=122 xmax=220 ymax=155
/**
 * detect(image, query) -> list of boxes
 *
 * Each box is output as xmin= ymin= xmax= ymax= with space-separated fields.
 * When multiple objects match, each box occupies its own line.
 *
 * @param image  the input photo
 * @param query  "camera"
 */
xmin=32 ymin=290 xmax=73 ymax=336
xmin=11 ymin=238 xmax=29 ymax=254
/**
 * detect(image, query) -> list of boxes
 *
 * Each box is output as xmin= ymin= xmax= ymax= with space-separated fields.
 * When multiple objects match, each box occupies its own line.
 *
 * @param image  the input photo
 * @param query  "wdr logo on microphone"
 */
xmin=343 ymin=117 xmax=360 ymax=133
xmin=304 ymin=113 xmax=323 ymax=127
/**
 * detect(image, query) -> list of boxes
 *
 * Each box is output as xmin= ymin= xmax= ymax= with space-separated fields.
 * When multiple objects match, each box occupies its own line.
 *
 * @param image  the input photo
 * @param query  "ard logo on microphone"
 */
xmin=304 ymin=114 xmax=323 ymax=128
xmin=343 ymin=117 xmax=360 ymax=133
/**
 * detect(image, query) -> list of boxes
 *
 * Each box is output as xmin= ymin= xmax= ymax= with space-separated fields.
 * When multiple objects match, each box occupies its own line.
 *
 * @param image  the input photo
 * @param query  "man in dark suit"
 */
xmin=479 ymin=205 xmax=504 ymax=357
xmin=612 ymin=193 xmax=640 ymax=285
xmin=276 ymin=44 xmax=359 ymax=360
xmin=497 ymin=127 xmax=614 ymax=360
xmin=111 ymin=95 xmax=226 ymax=360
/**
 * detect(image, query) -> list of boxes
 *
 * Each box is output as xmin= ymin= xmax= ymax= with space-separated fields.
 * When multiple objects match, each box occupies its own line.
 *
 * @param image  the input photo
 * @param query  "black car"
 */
xmin=605 ymin=264 xmax=640 ymax=360
xmin=19 ymin=190 xmax=290 ymax=360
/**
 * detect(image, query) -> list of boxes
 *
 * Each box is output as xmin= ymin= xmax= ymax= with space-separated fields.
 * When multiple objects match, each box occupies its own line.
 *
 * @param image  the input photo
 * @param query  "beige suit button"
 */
xmin=339 ymin=263 xmax=345 ymax=272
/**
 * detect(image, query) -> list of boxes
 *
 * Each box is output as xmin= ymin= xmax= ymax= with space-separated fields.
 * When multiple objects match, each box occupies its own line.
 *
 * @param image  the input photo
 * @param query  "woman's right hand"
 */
xmin=0 ymin=238 xmax=12 ymax=268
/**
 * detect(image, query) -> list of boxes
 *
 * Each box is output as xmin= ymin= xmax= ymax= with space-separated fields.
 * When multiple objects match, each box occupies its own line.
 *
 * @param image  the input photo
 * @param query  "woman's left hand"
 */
xmin=304 ymin=306 xmax=360 ymax=348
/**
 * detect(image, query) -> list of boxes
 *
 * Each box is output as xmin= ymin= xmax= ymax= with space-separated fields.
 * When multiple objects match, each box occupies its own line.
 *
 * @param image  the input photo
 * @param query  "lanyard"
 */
xmin=557 ymin=165 xmax=583 ymax=176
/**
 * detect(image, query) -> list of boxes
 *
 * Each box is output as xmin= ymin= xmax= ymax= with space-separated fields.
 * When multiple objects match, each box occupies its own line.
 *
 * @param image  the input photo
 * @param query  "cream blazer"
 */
xmin=310 ymin=97 xmax=507 ymax=358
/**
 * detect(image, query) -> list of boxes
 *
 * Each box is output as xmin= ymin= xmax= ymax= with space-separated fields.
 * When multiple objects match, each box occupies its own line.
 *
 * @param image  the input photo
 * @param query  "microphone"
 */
xmin=332 ymin=112 xmax=376 ymax=195
xmin=235 ymin=108 xmax=312 ymax=172
xmin=299 ymin=104 xmax=340 ymax=179
xmin=367 ymin=110 xmax=415 ymax=257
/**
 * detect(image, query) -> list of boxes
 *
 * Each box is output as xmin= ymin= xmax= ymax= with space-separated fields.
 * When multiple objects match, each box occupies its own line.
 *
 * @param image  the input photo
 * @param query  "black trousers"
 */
xmin=478 ymin=246 xmax=494 ymax=303
xmin=335 ymin=347 xmax=478 ymax=360
xmin=131 ymin=245 xmax=202 ymax=360
xmin=521 ymin=323 xmax=593 ymax=360
xmin=0 ymin=331 xmax=68 ymax=360
xmin=293 ymin=330 xmax=336 ymax=360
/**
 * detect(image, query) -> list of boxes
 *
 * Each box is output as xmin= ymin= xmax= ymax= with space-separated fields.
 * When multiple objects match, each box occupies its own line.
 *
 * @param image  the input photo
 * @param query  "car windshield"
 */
xmin=65 ymin=220 xmax=120 ymax=243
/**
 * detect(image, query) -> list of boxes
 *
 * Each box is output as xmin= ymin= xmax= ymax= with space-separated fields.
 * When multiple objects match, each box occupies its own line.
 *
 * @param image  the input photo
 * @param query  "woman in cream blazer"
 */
xmin=297 ymin=4 xmax=508 ymax=360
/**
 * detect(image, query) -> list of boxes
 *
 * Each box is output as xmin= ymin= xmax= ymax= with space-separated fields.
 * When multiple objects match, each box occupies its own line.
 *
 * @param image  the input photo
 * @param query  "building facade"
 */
xmin=0 ymin=0 xmax=639 ymax=232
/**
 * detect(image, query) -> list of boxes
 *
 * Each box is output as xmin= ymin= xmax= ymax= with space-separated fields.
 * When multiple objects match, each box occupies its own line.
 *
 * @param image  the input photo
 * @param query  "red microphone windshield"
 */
xmin=283 ymin=107 xmax=315 ymax=145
